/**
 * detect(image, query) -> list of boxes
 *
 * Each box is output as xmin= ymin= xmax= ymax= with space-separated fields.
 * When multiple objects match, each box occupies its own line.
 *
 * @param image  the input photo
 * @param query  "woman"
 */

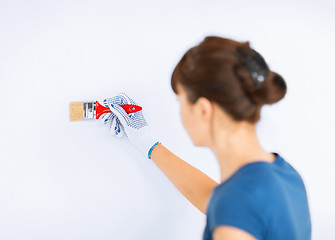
xmin=101 ymin=36 xmax=311 ymax=240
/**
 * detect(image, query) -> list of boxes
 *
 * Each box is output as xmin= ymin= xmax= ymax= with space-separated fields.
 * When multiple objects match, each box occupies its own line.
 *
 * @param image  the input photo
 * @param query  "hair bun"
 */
xmin=234 ymin=43 xmax=287 ymax=105
xmin=249 ymin=71 xmax=287 ymax=105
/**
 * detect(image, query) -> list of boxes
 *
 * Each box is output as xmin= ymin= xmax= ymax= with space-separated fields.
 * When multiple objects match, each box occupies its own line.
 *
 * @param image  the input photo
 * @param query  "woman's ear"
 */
xmin=195 ymin=97 xmax=213 ymax=122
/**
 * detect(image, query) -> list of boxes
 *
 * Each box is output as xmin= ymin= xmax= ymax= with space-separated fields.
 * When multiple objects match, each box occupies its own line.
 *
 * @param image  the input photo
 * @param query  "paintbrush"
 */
xmin=69 ymin=101 xmax=142 ymax=121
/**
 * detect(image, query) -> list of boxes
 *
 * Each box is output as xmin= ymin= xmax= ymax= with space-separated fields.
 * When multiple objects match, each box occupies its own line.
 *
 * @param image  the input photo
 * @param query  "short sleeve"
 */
xmin=208 ymin=187 xmax=266 ymax=239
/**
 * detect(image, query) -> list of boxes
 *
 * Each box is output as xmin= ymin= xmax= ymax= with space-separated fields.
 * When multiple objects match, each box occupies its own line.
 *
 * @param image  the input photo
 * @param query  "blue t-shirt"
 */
xmin=203 ymin=153 xmax=311 ymax=240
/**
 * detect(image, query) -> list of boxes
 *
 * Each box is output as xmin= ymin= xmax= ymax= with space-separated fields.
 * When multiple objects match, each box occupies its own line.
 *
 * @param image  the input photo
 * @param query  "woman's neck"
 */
xmin=210 ymin=122 xmax=275 ymax=183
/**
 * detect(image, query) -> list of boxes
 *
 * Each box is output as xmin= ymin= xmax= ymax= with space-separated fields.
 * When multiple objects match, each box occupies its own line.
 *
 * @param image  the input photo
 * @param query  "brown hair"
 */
xmin=171 ymin=36 xmax=287 ymax=123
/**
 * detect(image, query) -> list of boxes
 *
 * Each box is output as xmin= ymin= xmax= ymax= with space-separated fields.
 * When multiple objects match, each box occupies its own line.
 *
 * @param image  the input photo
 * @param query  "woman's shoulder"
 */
xmin=206 ymin=153 xmax=310 ymax=240
xmin=211 ymin=153 xmax=305 ymax=208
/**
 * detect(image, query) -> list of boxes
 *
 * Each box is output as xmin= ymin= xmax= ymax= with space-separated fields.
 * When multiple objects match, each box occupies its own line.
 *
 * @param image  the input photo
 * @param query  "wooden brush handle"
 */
xmin=95 ymin=101 xmax=142 ymax=119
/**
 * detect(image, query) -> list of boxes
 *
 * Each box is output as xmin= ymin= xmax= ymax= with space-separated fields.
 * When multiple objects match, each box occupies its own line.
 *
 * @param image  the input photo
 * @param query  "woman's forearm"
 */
xmin=150 ymin=144 xmax=219 ymax=215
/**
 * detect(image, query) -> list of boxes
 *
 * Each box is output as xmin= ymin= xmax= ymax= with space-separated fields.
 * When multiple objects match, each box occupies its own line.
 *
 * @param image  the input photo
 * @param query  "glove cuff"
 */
xmin=129 ymin=126 xmax=160 ymax=160
xmin=148 ymin=141 xmax=161 ymax=159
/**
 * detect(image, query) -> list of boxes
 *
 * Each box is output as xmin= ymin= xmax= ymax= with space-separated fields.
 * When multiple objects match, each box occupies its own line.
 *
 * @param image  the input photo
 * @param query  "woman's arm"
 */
xmin=213 ymin=226 xmax=257 ymax=240
xmin=150 ymin=144 xmax=219 ymax=215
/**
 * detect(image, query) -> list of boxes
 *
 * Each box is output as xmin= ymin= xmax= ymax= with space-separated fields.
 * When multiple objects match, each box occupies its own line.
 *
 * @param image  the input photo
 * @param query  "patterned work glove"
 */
xmin=101 ymin=92 xmax=161 ymax=159
xmin=99 ymin=102 xmax=125 ymax=138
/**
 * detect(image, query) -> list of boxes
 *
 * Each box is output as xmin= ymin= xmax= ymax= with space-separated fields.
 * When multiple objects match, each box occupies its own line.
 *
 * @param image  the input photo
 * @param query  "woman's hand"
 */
xmin=100 ymin=92 xmax=160 ymax=159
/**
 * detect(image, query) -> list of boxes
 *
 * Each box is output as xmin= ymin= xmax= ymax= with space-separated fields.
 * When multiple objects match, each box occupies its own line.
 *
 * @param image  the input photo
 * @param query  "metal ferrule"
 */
xmin=83 ymin=102 xmax=96 ymax=120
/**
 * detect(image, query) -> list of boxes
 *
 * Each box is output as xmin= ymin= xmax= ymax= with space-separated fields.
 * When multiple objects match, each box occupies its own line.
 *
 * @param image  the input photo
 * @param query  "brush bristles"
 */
xmin=70 ymin=102 xmax=84 ymax=121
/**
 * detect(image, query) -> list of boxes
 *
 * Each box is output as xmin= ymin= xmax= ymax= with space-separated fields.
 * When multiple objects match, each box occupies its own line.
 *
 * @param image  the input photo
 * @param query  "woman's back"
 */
xmin=203 ymin=153 xmax=311 ymax=240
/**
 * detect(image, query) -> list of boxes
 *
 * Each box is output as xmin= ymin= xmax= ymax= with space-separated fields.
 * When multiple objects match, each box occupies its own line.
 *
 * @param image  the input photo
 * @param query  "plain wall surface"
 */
xmin=0 ymin=0 xmax=334 ymax=239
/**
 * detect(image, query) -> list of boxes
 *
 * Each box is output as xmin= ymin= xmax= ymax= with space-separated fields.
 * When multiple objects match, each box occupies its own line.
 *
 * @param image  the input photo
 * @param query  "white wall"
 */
xmin=0 ymin=0 xmax=334 ymax=239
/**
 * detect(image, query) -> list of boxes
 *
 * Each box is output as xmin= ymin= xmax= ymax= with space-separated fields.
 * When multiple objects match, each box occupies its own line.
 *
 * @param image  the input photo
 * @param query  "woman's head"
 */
xmin=171 ymin=36 xmax=287 ymax=147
